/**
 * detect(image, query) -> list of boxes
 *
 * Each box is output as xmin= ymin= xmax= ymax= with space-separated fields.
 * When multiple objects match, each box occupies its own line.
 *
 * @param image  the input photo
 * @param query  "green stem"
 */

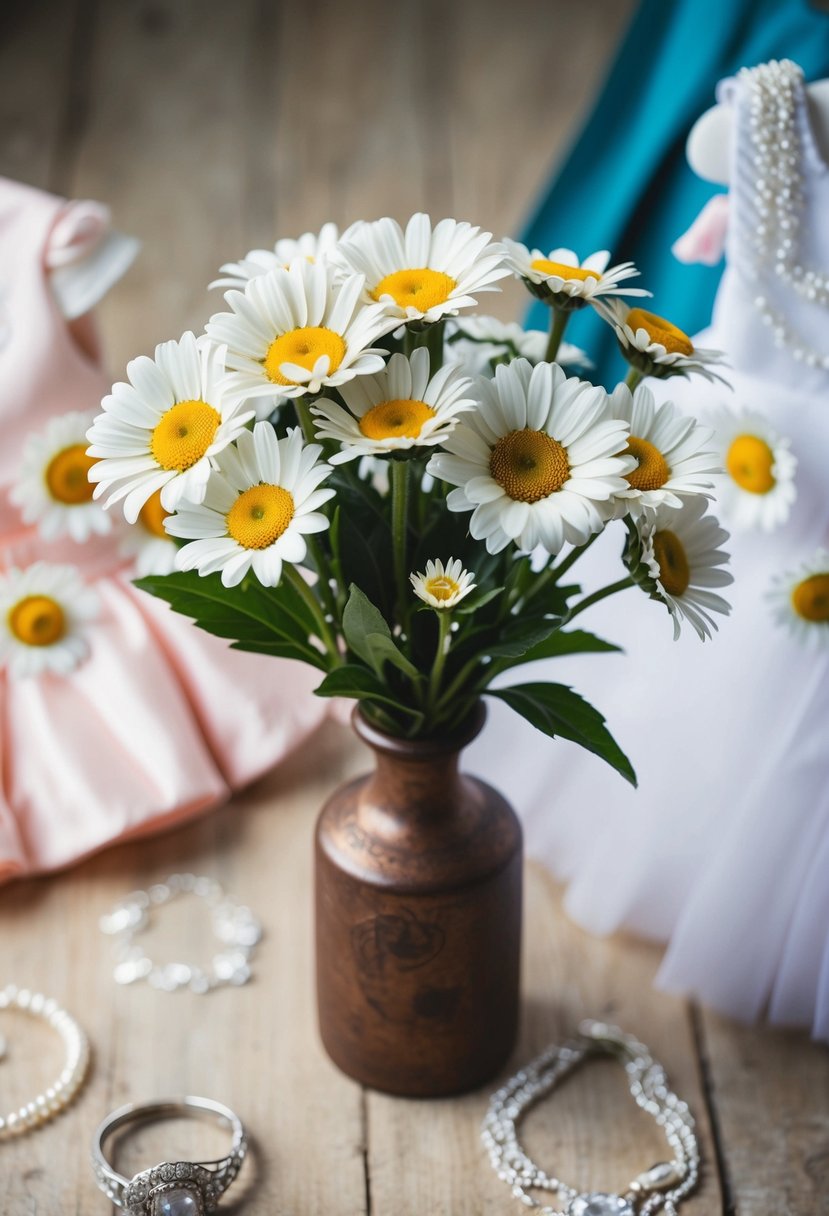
xmin=294 ymin=396 xmax=317 ymax=444
xmin=545 ymin=308 xmax=570 ymax=363
xmin=425 ymin=319 xmax=445 ymax=372
xmin=624 ymin=366 xmax=644 ymax=391
xmin=391 ymin=459 xmax=410 ymax=621
xmin=434 ymin=653 xmax=486 ymax=713
xmin=565 ymin=576 xmax=634 ymax=623
xmin=284 ymin=565 xmax=341 ymax=665
xmin=427 ymin=611 xmax=452 ymax=708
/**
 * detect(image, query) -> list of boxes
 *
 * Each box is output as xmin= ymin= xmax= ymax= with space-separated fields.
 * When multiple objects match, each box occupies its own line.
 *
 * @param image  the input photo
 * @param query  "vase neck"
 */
xmin=366 ymin=748 xmax=464 ymax=822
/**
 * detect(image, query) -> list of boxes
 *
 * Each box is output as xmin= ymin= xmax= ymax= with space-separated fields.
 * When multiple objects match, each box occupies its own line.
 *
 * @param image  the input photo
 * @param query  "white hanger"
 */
xmin=686 ymin=78 xmax=829 ymax=184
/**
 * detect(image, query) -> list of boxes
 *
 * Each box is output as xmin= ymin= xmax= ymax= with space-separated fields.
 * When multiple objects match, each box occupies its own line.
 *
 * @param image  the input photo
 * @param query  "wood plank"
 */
xmin=0 ymin=0 xmax=82 ymax=191
xmin=698 ymin=1010 xmax=829 ymax=1216
xmin=0 ymin=722 xmax=369 ymax=1214
xmin=366 ymin=860 xmax=721 ymax=1214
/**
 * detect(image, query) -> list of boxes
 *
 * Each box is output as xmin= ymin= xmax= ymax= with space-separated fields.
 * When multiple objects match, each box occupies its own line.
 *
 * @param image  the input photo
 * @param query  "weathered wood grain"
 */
xmin=2 ymin=2 xmax=828 ymax=1214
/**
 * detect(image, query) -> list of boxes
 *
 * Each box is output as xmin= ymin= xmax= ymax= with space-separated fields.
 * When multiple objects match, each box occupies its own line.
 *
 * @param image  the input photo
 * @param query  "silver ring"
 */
xmin=91 ymin=1096 xmax=247 ymax=1213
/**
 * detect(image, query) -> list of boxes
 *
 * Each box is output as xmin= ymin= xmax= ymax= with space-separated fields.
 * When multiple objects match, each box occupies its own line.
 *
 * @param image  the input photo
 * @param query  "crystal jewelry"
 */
xmin=741 ymin=59 xmax=829 ymax=369
xmin=0 ymin=983 xmax=90 ymax=1139
xmin=99 ymin=873 xmax=263 ymax=994
xmin=91 ymin=1096 xmax=247 ymax=1213
xmin=482 ymin=1020 xmax=700 ymax=1216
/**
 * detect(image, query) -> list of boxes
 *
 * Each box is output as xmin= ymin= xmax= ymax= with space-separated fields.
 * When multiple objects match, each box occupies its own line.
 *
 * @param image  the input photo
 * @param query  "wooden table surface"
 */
xmin=1 ymin=2 xmax=828 ymax=1212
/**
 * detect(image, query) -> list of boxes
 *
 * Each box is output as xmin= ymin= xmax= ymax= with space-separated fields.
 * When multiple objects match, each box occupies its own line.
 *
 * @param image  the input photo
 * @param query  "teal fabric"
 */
xmin=523 ymin=0 xmax=829 ymax=385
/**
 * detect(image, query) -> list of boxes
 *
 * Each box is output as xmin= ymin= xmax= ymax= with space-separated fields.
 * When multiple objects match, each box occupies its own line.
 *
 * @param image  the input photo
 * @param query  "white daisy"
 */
xmin=10 ymin=411 xmax=112 ymax=543
xmin=0 ymin=562 xmax=99 ymax=678
xmin=210 ymin=222 xmax=345 ymax=290
xmin=445 ymin=315 xmax=590 ymax=376
xmin=118 ymin=489 xmax=178 ymax=576
xmin=166 ymin=422 xmax=335 ymax=588
xmin=206 ymin=259 xmax=394 ymax=402
xmin=410 ymin=558 xmax=476 ymax=609
xmin=502 ymin=240 xmax=649 ymax=308
xmin=332 ymin=213 xmax=509 ymax=324
xmin=608 ymin=382 xmax=719 ymax=512
xmin=631 ymin=498 xmax=732 ymax=641
xmin=87 ymin=332 xmax=255 ymax=524
xmin=600 ymin=299 xmax=729 ymax=384
xmin=310 ymin=348 xmax=475 ymax=463
xmin=767 ymin=549 xmax=829 ymax=648
xmin=427 ymin=359 xmax=635 ymax=556
xmin=710 ymin=406 xmax=797 ymax=531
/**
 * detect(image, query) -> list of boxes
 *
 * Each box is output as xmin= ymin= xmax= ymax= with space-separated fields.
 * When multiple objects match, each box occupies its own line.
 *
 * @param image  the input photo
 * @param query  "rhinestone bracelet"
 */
xmin=99 ymin=873 xmax=263 ymax=994
xmin=482 ymin=1020 xmax=700 ymax=1216
xmin=0 ymin=984 xmax=90 ymax=1139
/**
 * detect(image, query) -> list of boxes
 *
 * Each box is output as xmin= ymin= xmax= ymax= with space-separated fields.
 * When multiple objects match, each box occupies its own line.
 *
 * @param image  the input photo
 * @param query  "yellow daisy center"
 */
xmin=372 ymin=268 xmax=457 ymax=312
xmin=150 ymin=400 xmax=221 ymax=472
xmin=652 ymin=530 xmax=690 ymax=597
xmin=489 ymin=428 xmax=570 ymax=503
xmin=625 ymin=436 xmax=671 ymax=491
xmin=138 ymin=489 xmax=170 ymax=538
xmin=8 ymin=595 xmax=66 ymax=647
xmin=791 ymin=573 xmax=829 ymax=623
xmin=425 ymin=575 xmax=460 ymax=602
xmin=726 ymin=433 xmax=776 ymax=495
xmin=263 ymin=326 xmax=346 ymax=386
xmin=45 ymin=444 xmax=97 ymax=505
xmin=359 ymin=398 xmax=436 ymax=441
xmin=226 ymin=484 xmax=295 ymax=550
xmin=626 ymin=308 xmax=694 ymax=357
xmin=530 ymin=259 xmax=600 ymax=284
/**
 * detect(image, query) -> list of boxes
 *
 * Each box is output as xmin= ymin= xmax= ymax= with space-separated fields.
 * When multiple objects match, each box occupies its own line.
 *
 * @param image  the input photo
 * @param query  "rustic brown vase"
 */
xmin=315 ymin=702 xmax=522 ymax=1097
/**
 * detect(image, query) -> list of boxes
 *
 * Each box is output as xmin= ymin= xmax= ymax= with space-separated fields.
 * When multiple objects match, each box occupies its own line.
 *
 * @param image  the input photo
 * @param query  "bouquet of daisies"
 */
xmin=86 ymin=214 xmax=733 ymax=784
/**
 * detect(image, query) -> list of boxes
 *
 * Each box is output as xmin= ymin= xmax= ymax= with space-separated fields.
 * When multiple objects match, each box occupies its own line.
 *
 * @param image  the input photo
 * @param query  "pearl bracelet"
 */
xmin=0 ymin=984 xmax=90 ymax=1139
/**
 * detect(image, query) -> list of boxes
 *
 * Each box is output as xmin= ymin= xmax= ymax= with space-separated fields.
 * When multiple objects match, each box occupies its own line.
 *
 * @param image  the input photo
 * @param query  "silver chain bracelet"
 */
xmin=99 ymin=873 xmax=263 ymax=994
xmin=482 ymin=1020 xmax=700 ymax=1216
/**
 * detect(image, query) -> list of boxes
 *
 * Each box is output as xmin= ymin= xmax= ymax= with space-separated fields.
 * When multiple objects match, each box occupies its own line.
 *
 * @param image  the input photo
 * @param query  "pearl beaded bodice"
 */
xmin=712 ymin=59 xmax=829 ymax=396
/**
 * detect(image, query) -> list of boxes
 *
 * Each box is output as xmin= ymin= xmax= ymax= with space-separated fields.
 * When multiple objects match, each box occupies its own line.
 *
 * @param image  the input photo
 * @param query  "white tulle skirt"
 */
xmin=467 ymin=363 xmax=829 ymax=1041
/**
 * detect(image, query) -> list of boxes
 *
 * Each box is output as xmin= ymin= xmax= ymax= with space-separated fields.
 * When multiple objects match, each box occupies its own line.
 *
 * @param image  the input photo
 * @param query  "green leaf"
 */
xmin=363 ymin=633 xmax=421 ymax=681
xmin=230 ymin=638 xmax=328 ymax=671
xmin=315 ymin=664 xmax=417 ymax=712
xmin=485 ymin=616 xmax=563 ymax=659
xmin=134 ymin=570 xmax=324 ymax=663
xmin=502 ymin=628 xmax=622 ymax=669
xmin=342 ymin=583 xmax=391 ymax=653
xmin=342 ymin=584 xmax=419 ymax=681
xmin=488 ymin=682 xmax=636 ymax=786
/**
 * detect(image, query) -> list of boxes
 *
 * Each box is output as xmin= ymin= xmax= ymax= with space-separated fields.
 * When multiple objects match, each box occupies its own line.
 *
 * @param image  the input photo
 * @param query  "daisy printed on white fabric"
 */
xmin=118 ymin=489 xmax=178 ymax=576
xmin=502 ymin=240 xmax=649 ymax=309
xmin=411 ymin=558 xmax=476 ymax=610
xmin=710 ymin=406 xmax=797 ymax=531
xmin=600 ymin=299 xmax=729 ymax=384
xmin=10 ymin=411 xmax=112 ymax=542
xmin=608 ymin=382 xmax=720 ymax=512
xmin=427 ymin=359 xmax=635 ymax=556
xmin=310 ymin=348 xmax=475 ymax=463
xmin=166 ymin=423 xmax=335 ymax=588
xmin=332 ymin=213 xmax=509 ymax=324
xmin=445 ymin=315 xmax=591 ymax=376
xmin=0 ymin=562 xmax=99 ymax=678
xmin=630 ymin=497 xmax=732 ymax=641
xmin=210 ymin=222 xmax=346 ymax=291
xmin=87 ymin=331 xmax=255 ymax=524
xmin=206 ymin=259 xmax=395 ymax=402
xmin=767 ymin=549 xmax=829 ymax=648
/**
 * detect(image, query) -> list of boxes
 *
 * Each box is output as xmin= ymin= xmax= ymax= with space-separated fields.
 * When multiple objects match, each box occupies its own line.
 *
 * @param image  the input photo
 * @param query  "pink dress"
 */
xmin=0 ymin=178 xmax=325 ymax=884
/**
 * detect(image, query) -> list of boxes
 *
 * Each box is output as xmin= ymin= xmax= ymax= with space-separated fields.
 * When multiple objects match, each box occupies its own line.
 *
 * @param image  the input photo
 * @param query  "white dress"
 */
xmin=468 ymin=61 xmax=829 ymax=1041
